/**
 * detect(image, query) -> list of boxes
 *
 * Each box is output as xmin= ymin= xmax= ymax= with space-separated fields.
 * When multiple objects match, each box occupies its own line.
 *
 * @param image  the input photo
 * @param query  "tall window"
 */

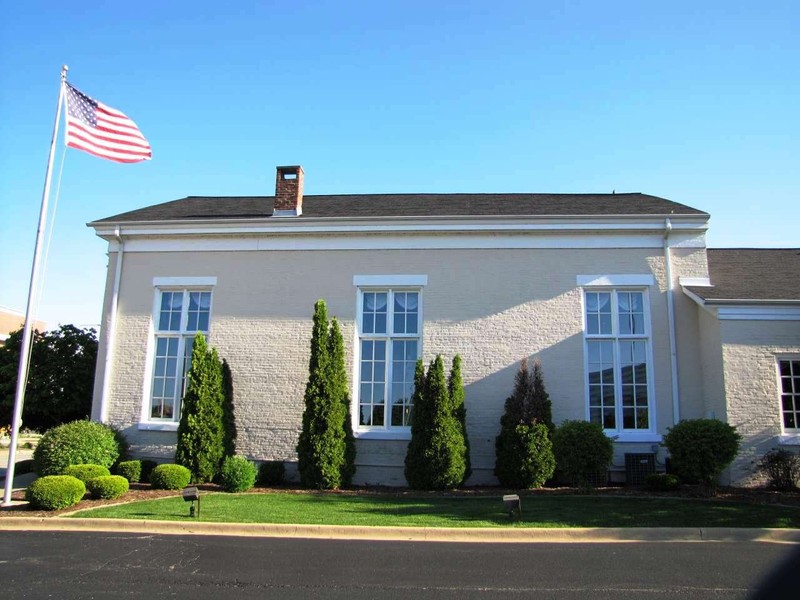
xmin=149 ymin=289 xmax=212 ymax=422
xmin=584 ymin=289 xmax=651 ymax=431
xmin=779 ymin=358 xmax=800 ymax=431
xmin=357 ymin=289 xmax=421 ymax=431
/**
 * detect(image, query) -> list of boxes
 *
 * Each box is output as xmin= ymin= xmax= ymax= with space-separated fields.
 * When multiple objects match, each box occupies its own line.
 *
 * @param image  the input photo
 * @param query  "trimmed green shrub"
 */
xmin=496 ymin=422 xmax=556 ymax=489
xmin=176 ymin=333 xmax=226 ymax=483
xmin=86 ymin=475 xmax=129 ymax=500
xmin=552 ymin=420 xmax=613 ymax=488
xmin=663 ymin=419 xmax=741 ymax=491
xmin=33 ymin=420 xmax=125 ymax=476
xmin=297 ymin=301 xmax=352 ymax=489
xmin=25 ymin=475 xmax=85 ymax=510
xmin=149 ymin=464 xmax=191 ymax=490
xmin=116 ymin=460 xmax=142 ymax=483
xmin=63 ymin=463 xmax=110 ymax=483
xmin=140 ymin=459 xmax=158 ymax=483
xmin=449 ymin=355 xmax=471 ymax=484
xmin=220 ymin=455 xmax=257 ymax=492
xmin=758 ymin=449 xmax=800 ymax=491
xmin=404 ymin=356 xmax=467 ymax=489
xmin=645 ymin=473 xmax=680 ymax=492
xmin=258 ymin=461 xmax=286 ymax=486
xmin=495 ymin=358 xmax=556 ymax=488
xmin=328 ymin=318 xmax=357 ymax=487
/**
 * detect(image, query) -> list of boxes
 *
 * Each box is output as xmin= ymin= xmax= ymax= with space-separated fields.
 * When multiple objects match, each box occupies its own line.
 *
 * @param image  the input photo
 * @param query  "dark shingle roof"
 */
xmin=91 ymin=192 xmax=706 ymax=224
xmin=686 ymin=249 xmax=800 ymax=302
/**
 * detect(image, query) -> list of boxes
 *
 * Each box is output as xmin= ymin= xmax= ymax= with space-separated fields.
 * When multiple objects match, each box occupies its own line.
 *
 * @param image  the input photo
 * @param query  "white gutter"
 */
xmin=664 ymin=218 xmax=681 ymax=424
xmin=99 ymin=226 xmax=124 ymax=423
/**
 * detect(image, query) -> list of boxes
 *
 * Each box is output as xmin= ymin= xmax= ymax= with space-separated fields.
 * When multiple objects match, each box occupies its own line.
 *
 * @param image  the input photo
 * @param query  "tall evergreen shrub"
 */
xmin=328 ymin=318 xmax=357 ymax=486
xmin=404 ymin=356 xmax=468 ymax=489
xmin=448 ymin=355 xmax=471 ymax=484
xmin=175 ymin=333 xmax=226 ymax=483
xmin=495 ymin=358 xmax=557 ymax=488
xmin=296 ymin=301 xmax=351 ymax=489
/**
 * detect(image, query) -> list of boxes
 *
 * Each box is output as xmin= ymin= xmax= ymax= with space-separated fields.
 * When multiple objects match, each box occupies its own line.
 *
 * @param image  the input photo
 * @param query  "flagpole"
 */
xmin=2 ymin=65 xmax=69 ymax=506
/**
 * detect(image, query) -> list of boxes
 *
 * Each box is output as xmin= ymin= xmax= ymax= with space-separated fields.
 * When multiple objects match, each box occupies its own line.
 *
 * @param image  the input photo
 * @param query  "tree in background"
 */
xmin=175 ymin=333 xmax=226 ymax=483
xmin=448 ymin=354 xmax=471 ymax=484
xmin=405 ymin=355 xmax=468 ymax=489
xmin=495 ymin=358 xmax=556 ymax=488
xmin=0 ymin=325 xmax=98 ymax=431
xmin=296 ymin=300 xmax=351 ymax=489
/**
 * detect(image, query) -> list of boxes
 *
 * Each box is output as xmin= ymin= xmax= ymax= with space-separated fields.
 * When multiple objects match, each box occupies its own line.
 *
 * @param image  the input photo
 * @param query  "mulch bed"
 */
xmin=3 ymin=482 xmax=800 ymax=520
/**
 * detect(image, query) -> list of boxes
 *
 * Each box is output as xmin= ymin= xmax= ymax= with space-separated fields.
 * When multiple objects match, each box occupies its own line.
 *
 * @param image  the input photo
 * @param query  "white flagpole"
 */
xmin=2 ymin=65 xmax=69 ymax=506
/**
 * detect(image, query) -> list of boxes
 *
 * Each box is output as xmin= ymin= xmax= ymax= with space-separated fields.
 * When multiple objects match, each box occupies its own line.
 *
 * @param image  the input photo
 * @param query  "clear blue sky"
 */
xmin=1 ymin=1 xmax=798 ymax=330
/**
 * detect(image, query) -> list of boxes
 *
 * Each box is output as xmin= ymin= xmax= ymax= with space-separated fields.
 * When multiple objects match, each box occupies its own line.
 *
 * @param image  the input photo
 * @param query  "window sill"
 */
xmin=779 ymin=434 xmax=800 ymax=446
xmin=606 ymin=432 xmax=663 ymax=443
xmin=138 ymin=422 xmax=179 ymax=432
xmin=354 ymin=430 xmax=411 ymax=441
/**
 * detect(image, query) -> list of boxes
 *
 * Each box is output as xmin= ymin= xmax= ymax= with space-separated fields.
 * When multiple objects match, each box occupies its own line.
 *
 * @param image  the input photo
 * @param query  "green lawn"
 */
xmin=71 ymin=492 xmax=800 ymax=528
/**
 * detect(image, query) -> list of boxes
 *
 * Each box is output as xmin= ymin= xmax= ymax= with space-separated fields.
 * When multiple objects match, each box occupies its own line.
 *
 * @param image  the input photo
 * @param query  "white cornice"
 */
xmin=681 ymin=286 xmax=800 ymax=320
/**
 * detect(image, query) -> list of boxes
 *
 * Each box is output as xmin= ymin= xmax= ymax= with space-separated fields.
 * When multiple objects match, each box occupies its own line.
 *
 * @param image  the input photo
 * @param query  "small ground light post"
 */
xmin=182 ymin=486 xmax=200 ymax=518
xmin=503 ymin=494 xmax=521 ymax=520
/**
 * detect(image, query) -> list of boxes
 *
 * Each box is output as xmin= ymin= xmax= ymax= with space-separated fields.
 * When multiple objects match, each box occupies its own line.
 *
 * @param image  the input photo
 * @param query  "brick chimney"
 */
xmin=272 ymin=165 xmax=304 ymax=217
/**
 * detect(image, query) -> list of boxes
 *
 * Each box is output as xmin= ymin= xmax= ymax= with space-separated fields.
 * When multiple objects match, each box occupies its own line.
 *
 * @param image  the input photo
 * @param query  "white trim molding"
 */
xmin=153 ymin=276 xmax=218 ymax=287
xmin=138 ymin=422 xmax=179 ymax=432
xmin=353 ymin=274 xmax=428 ymax=287
xmin=577 ymin=274 xmax=655 ymax=287
xmin=610 ymin=432 xmax=664 ymax=443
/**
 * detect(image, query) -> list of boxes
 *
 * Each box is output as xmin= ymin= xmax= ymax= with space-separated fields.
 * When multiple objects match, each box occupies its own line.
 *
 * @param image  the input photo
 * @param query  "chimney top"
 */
xmin=273 ymin=165 xmax=304 ymax=217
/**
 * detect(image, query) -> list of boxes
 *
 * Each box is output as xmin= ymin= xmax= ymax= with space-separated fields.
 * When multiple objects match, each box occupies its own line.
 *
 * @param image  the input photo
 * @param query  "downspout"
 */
xmin=99 ymin=226 xmax=124 ymax=423
xmin=663 ymin=218 xmax=681 ymax=424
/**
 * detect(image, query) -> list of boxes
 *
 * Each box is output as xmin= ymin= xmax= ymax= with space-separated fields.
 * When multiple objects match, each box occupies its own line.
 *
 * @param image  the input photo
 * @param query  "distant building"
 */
xmin=0 ymin=307 xmax=47 ymax=347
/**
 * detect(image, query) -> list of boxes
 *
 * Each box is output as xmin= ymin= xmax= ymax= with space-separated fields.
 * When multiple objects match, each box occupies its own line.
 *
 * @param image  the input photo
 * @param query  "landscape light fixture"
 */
xmin=182 ymin=486 xmax=200 ymax=518
xmin=502 ymin=494 xmax=521 ymax=519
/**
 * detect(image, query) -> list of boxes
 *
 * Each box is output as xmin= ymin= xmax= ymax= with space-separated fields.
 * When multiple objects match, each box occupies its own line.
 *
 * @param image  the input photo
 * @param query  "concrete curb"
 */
xmin=1 ymin=517 xmax=798 ymax=544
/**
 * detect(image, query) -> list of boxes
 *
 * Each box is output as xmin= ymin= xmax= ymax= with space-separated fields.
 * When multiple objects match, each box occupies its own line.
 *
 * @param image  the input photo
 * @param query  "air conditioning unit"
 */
xmin=625 ymin=453 xmax=656 ymax=485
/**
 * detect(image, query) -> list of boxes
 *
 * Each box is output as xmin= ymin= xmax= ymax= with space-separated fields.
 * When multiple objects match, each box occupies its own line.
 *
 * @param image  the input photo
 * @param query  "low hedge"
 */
xmin=25 ymin=475 xmax=86 ymax=511
xmin=87 ymin=475 xmax=130 ymax=500
xmin=63 ymin=464 xmax=111 ymax=483
xmin=149 ymin=464 xmax=191 ymax=490
xmin=258 ymin=461 xmax=286 ymax=486
xmin=220 ymin=456 xmax=257 ymax=492
xmin=116 ymin=460 xmax=142 ymax=483
xmin=645 ymin=473 xmax=680 ymax=492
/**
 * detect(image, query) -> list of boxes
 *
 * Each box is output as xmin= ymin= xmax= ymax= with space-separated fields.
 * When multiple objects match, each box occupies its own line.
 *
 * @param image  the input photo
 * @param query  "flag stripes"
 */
xmin=64 ymin=82 xmax=151 ymax=163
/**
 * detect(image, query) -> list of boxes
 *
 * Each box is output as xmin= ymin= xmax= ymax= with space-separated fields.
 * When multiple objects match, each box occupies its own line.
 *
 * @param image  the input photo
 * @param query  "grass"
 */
xmin=71 ymin=492 xmax=800 ymax=528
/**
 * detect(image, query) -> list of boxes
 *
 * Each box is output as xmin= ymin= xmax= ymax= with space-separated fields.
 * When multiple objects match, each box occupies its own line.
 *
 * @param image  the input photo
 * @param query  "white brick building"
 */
xmin=88 ymin=166 xmax=800 ymax=486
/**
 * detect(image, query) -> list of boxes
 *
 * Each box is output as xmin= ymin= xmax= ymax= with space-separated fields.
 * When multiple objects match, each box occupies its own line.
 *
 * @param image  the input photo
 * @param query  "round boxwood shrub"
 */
xmin=495 ymin=422 xmax=556 ymax=489
xmin=220 ymin=456 xmax=257 ymax=492
xmin=758 ymin=449 xmax=800 ymax=491
xmin=645 ymin=473 xmax=680 ymax=492
xmin=663 ymin=419 xmax=741 ymax=491
xmin=86 ymin=475 xmax=130 ymax=500
xmin=25 ymin=475 xmax=86 ymax=511
xmin=116 ymin=460 xmax=142 ymax=484
xmin=258 ymin=461 xmax=286 ymax=486
xmin=552 ymin=420 xmax=613 ymax=488
xmin=63 ymin=464 xmax=111 ymax=483
xmin=33 ymin=420 xmax=125 ymax=476
xmin=149 ymin=464 xmax=191 ymax=490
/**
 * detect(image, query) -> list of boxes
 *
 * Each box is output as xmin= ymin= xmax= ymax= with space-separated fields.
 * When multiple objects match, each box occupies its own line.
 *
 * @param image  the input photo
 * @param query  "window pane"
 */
xmin=375 ymin=313 xmax=387 ymax=334
xmin=603 ymin=408 xmax=615 ymax=429
xmin=783 ymin=394 xmax=795 ymax=411
xmin=360 ymin=405 xmax=371 ymax=426
xmin=372 ymin=404 xmax=384 ymax=427
xmin=785 ymin=412 xmax=797 ymax=429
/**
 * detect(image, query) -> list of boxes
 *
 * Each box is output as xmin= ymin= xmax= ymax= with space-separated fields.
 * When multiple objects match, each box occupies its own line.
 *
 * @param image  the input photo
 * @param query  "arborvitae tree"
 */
xmin=529 ymin=359 xmax=555 ymax=434
xmin=494 ymin=358 xmax=556 ymax=488
xmin=175 ymin=333 xmax=226 ymax=483
xmin=448 ymin=354 xmax=471 ymax=484
xmin=221 ymin=358 xmax=237 ymax=458
xmin=405 ymin=356 xmax=467 ymax=489
xmin=328 ymin=317 xmax=356 ymax=486
xmin=296 ymin=300 xmax=350 ymax=489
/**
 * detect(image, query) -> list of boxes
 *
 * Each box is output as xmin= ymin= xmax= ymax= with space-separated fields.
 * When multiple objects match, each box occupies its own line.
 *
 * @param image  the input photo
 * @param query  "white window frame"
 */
xmin=352 ymin=275 xmax=426 ymax=440
xmin=139 ymin=277 xmax=216 ymax=431
xmin=777 ymin=355 xmax=800 ymax=445
xmin=580 ymin=279 xmax=656 ymax=438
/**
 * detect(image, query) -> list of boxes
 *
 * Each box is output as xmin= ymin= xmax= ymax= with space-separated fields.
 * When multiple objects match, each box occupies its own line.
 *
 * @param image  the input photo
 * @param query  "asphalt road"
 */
xmin=1 ymin=532 xmax=797 ymax=599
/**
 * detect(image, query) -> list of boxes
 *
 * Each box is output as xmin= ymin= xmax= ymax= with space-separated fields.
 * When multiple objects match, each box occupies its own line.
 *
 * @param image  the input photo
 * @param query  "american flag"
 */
xmin=64 ymin=82 xmax=151 ymax=163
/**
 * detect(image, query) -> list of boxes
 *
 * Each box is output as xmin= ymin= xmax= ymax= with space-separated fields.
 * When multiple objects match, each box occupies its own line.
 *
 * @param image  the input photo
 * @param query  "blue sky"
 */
xmin=1 ymin=1 xmax=798 ymax=329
